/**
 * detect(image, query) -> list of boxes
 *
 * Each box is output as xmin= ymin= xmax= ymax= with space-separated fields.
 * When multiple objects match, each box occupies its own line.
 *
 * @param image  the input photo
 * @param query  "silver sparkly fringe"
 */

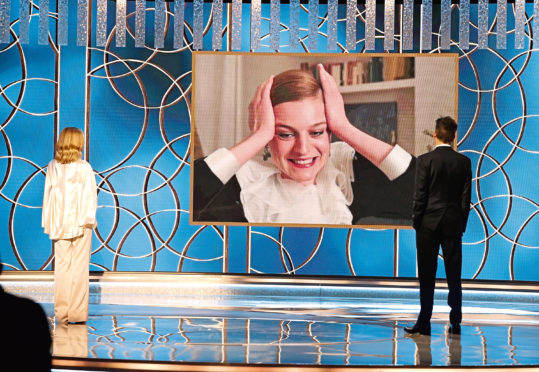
xmin=478 ymin=0 xmax=488 ymax=48
xmin=96 ymin=0 xmax=107 ymax=46
xmin=515 ymin=0 xmax=525 ymax=49
xmin=496 ymin=0 xmax=507 ymax=49
xmin=402 ymin=0 xmax=413 ymax=50
xmin=384 ymin=0 xmax=394 ymax=51
xmin=115 ymin=0 xmax=126 ymax=47
xmin=289 ymin=0 xmax=299 ymax=50
xmin=270 ymin=0 xmax=279 ymax=50
xmin=365 ymin=0 xmax=375 ymax=50
xmin=459 ymin=0 xmax=469 ymax=50
xmin=231 ymin=0 xmax=241 ymax=50
xmin=421 ymin=0 xmax=432 ymax=50
xmin=308 ymin=0 xmax=319 ymax=50
xmin=135 ymin=0 xmax=145 ymax=48
xmin=212 ymin=0 xmax=223 ymax=50
xmin=77 ymin=0 xmax=88 ymax=46
xmin=0 ymin=0 xmax=9 ymax=43
xmin=19 ymin=0 xmax=30 ymax=43
xmin=193 ymin=0 xmax=203 ymax=50
xmin=440 ymin=0 xmax=451 ymax=50
xmin=155 ymin=0 xmax=166 ymax=49
xmin=345 ymin=0 xmax=356 ymax=51
xmin=327 ymin=0 xmax=337 ymax=50
xmin=38 ymin=0 xmax=49 ymax=45
xmin=173 ymin=0 xmax=185 ymax=49
xmin=250 ymin=0 xmax=261 ymax=50
xmin=57 ymin=0 xmax=68 ymax=45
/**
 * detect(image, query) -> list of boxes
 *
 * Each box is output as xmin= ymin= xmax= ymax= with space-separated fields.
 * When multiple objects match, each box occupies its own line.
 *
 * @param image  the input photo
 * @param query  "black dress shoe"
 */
xmin=404 ymin=324 xmax=431 ymax=336
xmin=448 ymin=324 xmax=461 ymax=335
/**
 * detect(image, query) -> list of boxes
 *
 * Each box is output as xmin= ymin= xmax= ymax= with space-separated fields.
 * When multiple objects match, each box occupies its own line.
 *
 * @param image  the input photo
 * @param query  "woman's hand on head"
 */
xmin=248 ymin=76 xmax=275 ymax=144
xmin=317 ymin=64 xmax=353 ymax=139
xmin=230 ymin=76 xmax=275 ymax=168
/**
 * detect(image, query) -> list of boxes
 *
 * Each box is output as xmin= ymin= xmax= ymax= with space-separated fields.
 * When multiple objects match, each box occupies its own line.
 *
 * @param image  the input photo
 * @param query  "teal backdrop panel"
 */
xmin=0 ymin=1 xmax=537 ymax=281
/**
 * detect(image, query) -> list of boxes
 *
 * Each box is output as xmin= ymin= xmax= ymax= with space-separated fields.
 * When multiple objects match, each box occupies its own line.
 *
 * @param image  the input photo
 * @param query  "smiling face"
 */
xmin=268 ymin=93 xmax=330 ymax=186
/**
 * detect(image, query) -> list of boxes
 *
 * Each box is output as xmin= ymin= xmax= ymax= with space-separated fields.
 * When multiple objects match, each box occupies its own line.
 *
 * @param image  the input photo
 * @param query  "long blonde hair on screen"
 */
xmin=54 ymin=127 xmax=84 ymax=164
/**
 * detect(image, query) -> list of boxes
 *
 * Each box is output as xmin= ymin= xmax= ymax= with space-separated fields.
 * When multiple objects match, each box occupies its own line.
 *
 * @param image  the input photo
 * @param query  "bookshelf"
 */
xmin=300 ymin=56 xmax=456 ymax=156
xmin=338 ymin=78 xmax=415 ymax=94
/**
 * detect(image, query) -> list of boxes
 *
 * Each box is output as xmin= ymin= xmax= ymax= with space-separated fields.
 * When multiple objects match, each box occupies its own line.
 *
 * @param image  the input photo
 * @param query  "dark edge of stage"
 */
xmin=52 ymin=356 xmax=539 ymax=371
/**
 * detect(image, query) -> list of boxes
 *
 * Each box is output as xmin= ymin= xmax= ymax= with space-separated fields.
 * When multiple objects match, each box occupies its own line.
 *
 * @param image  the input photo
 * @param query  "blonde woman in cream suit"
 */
xmin=42 ymin=127 xmax=97 ymax=324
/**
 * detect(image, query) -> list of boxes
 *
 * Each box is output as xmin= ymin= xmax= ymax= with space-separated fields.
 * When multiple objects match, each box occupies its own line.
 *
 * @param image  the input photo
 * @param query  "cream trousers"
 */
xmin=54 ymin=228 xmax=92 ymax=323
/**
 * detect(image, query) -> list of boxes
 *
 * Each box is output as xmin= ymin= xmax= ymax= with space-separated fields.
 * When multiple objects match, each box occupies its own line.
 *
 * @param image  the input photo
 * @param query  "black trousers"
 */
xmin=415 ymin=222 xmax=462 ymax=326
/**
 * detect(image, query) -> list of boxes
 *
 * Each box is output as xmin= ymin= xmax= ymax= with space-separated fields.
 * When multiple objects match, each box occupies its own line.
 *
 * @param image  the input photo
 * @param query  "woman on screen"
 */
xmin=42 ymin=127 xmax=97 ymax=323
xmin=193 ymin=65 xmax=414 ymax=225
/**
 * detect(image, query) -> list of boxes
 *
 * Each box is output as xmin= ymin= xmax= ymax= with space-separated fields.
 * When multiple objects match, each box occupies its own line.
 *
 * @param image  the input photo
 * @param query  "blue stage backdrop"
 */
xmin=0 ymin=1 xmax=537 ymax=281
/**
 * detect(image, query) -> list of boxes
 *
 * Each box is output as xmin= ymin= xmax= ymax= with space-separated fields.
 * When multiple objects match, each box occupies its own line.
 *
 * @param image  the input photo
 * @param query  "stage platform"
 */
xmin=2 ymin=273 xmax=538 ymax=371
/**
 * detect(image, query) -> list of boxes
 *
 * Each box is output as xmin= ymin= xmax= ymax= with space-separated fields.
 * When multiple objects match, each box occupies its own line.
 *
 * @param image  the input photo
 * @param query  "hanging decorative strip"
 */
xmin=174 ymin=0 xmax=185 ymax=49
xmin=289 ymin=0 xmax=299 ymax=50
xmin=57 ymin=0 xmax=68 ymax=45
xmin=345 ymin=0 xmax=356 ymax=51
xmin=193 ymin=0 xmax=204 ymax=50
xmin=231 ymin=0 xmax=241 ymax=50
xmin=402 ymin=0 xmax=413 ymax=50
xmin=478 ymin=0 xmax=488 ymax=49
xmin=0 ymin=0 xmax=9 ymax=43
xmin=384 ymin=0 xmax=394 ymax=51
xmin=270 ymin=0 xmax=280 ymax=50
xmin=212 ymin=0 xmax=223 ymax=50
xmin=250 ymin=0 xmax=261 ymax=50
xmin=115 ymin=0 xmax=127 ymax=47
xmin=18 ymin=0 xmax=29 ymax=43
xmin=459 ymin=0 xmax=470 ymax=50
xmin=135 ymin=0 xmax=146 ymax=48
xmin=327 ymin=0 xmax=337 ymax=51
xmin=421 ymin=0 xmax=432 ymax=50
xmin=440 ymin=0 xmax=451 ymax=50
xmin=308 ymin=0 xmax=319 ymax=50
xmin=38 ymin=0 xmax=49 ymax=45
xmin=365 ymin=0 xmax=375 ymax=50
xmin=515 ymin=0 xmax=526 ymax=48
xmin=0 ymin=0 xmax=536 ymax=51
xmin=77 ymin=0 xmax=88 ymax=46
xmin=497 ymin=0 xmax=507 ymax=49
xmin=96 ymin=0 xmax=107 ymax=47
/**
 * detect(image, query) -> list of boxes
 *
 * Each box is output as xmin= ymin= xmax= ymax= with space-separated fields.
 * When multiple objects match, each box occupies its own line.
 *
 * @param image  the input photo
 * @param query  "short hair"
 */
xmin=435 ymin=116 xmax=458 ymax=144
xmin=270 ymin=69 xmax=322 ymax=107
xmin=55 ymin=127 xmax=84 ymax=164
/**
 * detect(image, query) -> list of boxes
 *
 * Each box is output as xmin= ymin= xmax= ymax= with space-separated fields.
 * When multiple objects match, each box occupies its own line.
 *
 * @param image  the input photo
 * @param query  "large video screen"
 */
xmin=191 ymin=52 xmax=458 ymax=228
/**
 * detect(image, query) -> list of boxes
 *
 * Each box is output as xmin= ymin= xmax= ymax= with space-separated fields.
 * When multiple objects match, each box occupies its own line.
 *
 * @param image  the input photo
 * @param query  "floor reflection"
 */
xmin=48 ymin=308 xmax=538 ymax=366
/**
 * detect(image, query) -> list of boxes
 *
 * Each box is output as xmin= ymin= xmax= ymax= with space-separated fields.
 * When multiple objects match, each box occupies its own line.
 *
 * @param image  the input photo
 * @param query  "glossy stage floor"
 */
xmin=2 ymin=273 xmax=538 ymax=371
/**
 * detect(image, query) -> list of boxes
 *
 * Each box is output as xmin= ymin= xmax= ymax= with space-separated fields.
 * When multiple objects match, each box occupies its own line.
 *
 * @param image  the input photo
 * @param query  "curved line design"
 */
xmin=0 ymin=3 xmax=537 ymax=281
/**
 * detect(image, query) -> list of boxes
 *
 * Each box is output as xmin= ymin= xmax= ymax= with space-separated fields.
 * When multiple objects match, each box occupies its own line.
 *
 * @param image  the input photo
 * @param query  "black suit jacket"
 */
xmin=0 ymin=286 xmax=52 ymax=371
xmin=193 ymin=152 xmax=416 ymax=225
xmin=412 ymin=146 xmax=472 ymax=234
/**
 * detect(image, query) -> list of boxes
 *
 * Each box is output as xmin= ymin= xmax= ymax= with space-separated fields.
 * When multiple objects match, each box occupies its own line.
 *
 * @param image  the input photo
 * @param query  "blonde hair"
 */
xmin=270 ymin=69 xmax=321 ymax=107
xmin=55 ymin=127 xmax=84 ymax=164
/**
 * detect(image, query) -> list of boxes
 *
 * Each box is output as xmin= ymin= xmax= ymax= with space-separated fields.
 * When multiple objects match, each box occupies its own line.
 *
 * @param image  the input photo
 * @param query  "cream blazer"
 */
xmin=42 ymin=159 xmax=97 ymax=240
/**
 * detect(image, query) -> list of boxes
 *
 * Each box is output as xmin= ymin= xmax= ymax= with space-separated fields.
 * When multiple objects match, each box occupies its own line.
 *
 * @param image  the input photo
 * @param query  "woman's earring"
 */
xmin=263 ymin=145 xmax=271 ymax=161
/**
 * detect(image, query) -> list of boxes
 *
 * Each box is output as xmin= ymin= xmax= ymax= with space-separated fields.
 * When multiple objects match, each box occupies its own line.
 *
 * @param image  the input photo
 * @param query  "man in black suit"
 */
xmin=0 ymin=261 xmax=52 ymax=371
xmin=405 ymin=117 xmax=472 ymax=336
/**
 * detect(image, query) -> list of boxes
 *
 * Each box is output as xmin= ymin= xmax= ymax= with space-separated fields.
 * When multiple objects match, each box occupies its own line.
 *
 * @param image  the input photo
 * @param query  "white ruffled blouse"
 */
xmin=42 ymin=159 xmax=97 ymax=240
xmin=204 ymin=142 xmax=412 ymax=225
